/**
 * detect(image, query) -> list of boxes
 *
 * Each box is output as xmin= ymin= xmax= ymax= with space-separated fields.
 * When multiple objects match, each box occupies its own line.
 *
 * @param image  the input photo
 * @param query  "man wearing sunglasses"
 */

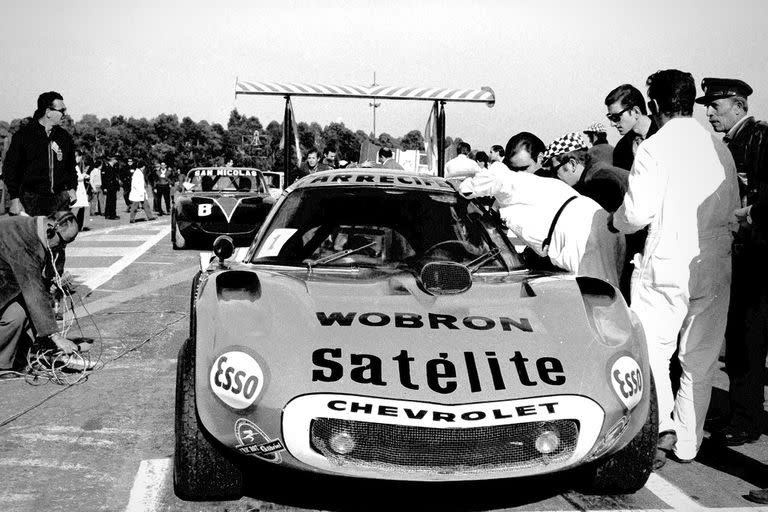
xmin=609 ymin=69 xmax=739 ymax=469
xmin=604 ymin=84 xmax=658 ymax=171
xmin=2 ymin=91 xmax=77 ymax=218
xmin=0 ymin=212 xmax=80 ymax=373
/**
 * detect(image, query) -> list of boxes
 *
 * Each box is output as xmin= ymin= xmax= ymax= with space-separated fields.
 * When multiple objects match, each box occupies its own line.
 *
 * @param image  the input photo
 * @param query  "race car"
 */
xmin=171 ymin=167 xmax=275 ymax=249
xmin=174 ymin=169 xmax=656 ymax=501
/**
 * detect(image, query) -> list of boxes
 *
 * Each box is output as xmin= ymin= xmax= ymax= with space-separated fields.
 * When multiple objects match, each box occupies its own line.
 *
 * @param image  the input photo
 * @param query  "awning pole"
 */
xmin=283 ymin=95 xmax=292 ymax=184
xmin=437 ymin=101 xmax=446 ymax=177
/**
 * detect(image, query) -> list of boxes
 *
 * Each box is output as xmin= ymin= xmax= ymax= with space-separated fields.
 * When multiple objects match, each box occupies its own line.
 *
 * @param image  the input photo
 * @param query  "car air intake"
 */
xmin=310 ymin=418 xmax=579 ymax=474
xmin=419 ymin=262 xmax=472 ymax=295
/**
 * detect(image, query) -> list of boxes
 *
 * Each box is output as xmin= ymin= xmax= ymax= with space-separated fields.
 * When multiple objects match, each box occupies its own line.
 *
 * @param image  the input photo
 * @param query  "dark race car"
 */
xmin=171 ymin=167 xmax=275 ymax=249
xmin=174 ymin=169 xmax=656 ymax=501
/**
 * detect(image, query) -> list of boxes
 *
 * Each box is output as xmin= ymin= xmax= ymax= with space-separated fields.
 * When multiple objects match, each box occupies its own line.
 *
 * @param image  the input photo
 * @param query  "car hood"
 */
xmin=195 ymin=265 xmax=642 ymax=407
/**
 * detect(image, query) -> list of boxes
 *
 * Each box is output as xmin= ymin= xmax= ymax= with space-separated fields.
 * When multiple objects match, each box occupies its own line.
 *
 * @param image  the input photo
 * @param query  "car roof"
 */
xmin=291 ymin=168 xmax=456 ymax=192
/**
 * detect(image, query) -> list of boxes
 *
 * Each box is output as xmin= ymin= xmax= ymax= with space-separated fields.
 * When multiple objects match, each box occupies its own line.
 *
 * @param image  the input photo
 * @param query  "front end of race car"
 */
xmin=175 ymin=260 xmax=654 ymax=500
xmin=173 ymin=193 xmax=273 ymax=248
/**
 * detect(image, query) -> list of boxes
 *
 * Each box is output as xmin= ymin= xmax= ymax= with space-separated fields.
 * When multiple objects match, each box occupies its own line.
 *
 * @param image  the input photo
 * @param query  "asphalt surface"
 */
xmin=0 ymin=211 xmax=767 ymax=512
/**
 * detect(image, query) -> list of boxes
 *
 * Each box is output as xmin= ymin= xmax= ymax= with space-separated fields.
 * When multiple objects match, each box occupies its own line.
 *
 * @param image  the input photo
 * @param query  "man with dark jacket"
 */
xmin=0 ymin=212 xmax=80 ymax=370
xmin=604 ymin=84 xmax=658 ymax=171
xmin=102 ymin=157 xmax=121 ymax=219
xmin=696 ymin=78 xmax=768 ymax=451
xmin=2 ymin=92 xmax=77 ymax=216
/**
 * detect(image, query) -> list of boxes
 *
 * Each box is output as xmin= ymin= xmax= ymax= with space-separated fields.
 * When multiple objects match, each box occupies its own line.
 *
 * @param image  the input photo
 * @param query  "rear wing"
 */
xmin=234 ymin=80 xmax=495 ymax=182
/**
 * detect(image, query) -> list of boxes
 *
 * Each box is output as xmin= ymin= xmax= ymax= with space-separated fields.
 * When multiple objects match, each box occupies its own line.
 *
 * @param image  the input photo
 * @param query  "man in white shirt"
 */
xmin=459 ymin=133 xmax=624 ymax=286
xmin=609 ymin=69 xmax=740 ymax=467
xmin=445 ymin=142 xmax=481 ymax=178
xmin=487 ymin=145 xmax=507 ymax=172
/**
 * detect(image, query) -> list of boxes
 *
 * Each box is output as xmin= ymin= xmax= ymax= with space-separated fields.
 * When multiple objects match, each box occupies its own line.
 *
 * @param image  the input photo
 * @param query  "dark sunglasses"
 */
xmin=49 ymin=106 xmax=67 ymax=115
xmin=549 ymin=158 xmax=570 ymax=173
xmin=605 ymin=106 xmax=631 ymax=123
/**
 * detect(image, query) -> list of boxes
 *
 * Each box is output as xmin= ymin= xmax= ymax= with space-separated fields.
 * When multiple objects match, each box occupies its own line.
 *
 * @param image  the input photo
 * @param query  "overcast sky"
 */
xmin=2 ymin=0 xmax=767 ymax=150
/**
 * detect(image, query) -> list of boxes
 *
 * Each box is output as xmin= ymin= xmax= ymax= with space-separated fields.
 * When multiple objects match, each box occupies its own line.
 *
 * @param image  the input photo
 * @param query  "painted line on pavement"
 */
xmin=80 ymin=226 xmax=170 ymax=291
xmin=121 ymin=456 xmax=768 ymax=512
xmin=68 ymin=246 xmax=134 ymax=257
xmin=645 ymin=472 xmax=707 ymax=510
xmin=125 ymin=458 xmax=171 ymax=512
xmin=73 ymin=265 xmax=196 ymax=318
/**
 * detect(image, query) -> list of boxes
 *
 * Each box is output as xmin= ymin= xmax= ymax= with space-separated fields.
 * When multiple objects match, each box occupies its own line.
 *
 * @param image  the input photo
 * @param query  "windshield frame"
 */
xmin=245 ymin=185 xmax=524 ymax=273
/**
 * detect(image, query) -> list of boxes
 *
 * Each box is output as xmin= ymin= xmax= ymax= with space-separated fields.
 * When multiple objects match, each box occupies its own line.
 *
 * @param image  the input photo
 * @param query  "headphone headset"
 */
xmin=46 ymin=211 xmax=77 ymax=242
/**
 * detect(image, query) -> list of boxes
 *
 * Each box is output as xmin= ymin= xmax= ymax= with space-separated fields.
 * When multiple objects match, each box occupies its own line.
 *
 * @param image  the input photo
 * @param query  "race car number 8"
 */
xmin=198 ymin=204 xmax=212 ymax=216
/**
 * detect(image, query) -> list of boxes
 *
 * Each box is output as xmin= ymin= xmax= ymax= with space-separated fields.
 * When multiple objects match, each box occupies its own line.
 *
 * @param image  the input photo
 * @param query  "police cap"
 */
xmin=695 ymin=78 xmax=753 ymax=104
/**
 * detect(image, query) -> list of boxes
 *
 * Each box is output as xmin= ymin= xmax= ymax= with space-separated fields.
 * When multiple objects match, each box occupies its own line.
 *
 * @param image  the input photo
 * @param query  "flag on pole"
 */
xmin=279 ymin=97 xmax=302 ymax=164
xmin=424 ymin=102 xmax=438 ymax=174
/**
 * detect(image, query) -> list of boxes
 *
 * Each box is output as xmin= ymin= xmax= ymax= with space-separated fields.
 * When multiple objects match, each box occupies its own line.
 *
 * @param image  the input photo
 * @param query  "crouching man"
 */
xmin=458 ymin=133 xmax=625 ymax=287
xmin=0 ymin=212 xmax=80 ymax=371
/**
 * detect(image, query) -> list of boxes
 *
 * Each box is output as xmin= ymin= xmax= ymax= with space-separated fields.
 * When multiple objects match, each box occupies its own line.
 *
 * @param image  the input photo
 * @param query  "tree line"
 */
xmin=0 ymin=110 xmax=461 ymax=171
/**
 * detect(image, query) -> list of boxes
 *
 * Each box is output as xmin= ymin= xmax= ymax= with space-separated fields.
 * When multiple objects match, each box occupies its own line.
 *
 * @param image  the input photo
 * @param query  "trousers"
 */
xmin=631 ymin=235 xmax=732 ymax=459
xmin=0 ymin=301 xmax=28 ymax=369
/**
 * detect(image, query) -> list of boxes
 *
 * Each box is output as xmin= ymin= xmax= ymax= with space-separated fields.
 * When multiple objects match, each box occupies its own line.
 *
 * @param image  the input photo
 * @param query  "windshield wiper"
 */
xmin=466 ymin=247 xmax=502 ymax=274
xmin=303 ymin=241 xmax=378 ymax=274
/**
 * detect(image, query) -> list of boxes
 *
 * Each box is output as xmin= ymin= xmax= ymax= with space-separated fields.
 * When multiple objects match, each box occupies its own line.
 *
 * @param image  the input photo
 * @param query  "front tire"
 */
xmin=174 ymin=337 xmax=243 ymax=501
xmin=171 ymin=211 xmax=187 ymax=250
xmin=582 ymin=376 xmax=658 ymax=494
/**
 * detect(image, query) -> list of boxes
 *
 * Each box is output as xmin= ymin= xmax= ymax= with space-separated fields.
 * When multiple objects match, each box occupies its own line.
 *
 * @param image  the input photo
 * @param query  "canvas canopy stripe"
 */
xmin=236 ymin=80 xmax=495 ymax=106
xmin=543 ymin=132 xmax=589 ymax=163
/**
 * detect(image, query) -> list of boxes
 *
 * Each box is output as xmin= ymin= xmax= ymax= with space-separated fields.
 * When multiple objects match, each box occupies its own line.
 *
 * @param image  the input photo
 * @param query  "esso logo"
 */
xmin=209 ymin=351 xmax=264 ymax=409
xmin=198 ymin=204 xmax=213 ymax=216
xmin=610 ymin=356 xmax=643 ymax=410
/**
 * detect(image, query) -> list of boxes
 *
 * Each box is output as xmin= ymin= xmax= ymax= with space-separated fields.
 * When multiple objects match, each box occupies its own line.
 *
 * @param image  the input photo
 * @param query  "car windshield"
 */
xmin=249 ymin=187 xmax=523 ymax=271
xmin=184 ymin=169 xmax=266 ymax=193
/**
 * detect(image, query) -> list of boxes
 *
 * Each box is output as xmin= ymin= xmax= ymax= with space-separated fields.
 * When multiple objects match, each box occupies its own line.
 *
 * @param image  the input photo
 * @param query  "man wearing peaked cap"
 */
xmin=695 ymin=78 xmax=753 ymax=105
xmin=697 ymin=76 xmax=768 ymax=458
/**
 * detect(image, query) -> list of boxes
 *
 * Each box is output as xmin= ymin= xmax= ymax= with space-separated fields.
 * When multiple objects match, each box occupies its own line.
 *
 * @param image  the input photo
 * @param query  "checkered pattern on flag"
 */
xmin=279 ymin=97 xmax=302 ymax=164
xmin=424 ymin=103 xmax=438 ymax=174
xmin=542 ymin=132 xmax=588 ymax=163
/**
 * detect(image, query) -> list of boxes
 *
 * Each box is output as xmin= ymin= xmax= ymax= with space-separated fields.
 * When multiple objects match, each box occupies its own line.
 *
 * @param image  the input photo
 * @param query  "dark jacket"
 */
xmin=0 ymin=216 xmax=58 ymax=337
xmin=613 ymin=120 xmax=659 ymax=171
xmin=101 ymin=162 xmax=120 ymax=191
xmin=575 ymin=159 xmax=629 ymax=213
xmin=727 ymin=116 xmax=768 ymax=242
xmin=2 ymin=120 xmax=77 ymax=199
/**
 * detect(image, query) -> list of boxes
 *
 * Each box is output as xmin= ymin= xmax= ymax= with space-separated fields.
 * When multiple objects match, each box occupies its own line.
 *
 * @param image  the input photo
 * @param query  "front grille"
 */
xmin=200 ymin=223 xmax=256 ymax=235
xmin=310 ymin=418 xmax=579 ymax=474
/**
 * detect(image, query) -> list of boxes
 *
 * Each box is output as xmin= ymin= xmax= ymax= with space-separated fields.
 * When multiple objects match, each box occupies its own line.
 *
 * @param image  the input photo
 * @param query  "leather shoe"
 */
xmin=653 ymin=430 xmax=678 ymax=470
xmin=658 ymin=430 xmax=677 ymax=451
xmin=711 ymin=426 xmax=760 ymax=446
xmin=747 ymin=488 xmax=768 ymax=504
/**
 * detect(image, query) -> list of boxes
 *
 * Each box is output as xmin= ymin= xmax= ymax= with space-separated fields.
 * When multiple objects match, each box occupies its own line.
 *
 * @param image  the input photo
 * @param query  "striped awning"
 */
xmin=235 ymin=80 xmax=495 ymax=107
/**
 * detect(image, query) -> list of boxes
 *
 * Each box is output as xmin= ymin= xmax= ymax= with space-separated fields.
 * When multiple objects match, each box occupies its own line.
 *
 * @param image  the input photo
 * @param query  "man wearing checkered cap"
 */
xmin=583 ymin=122 xmax=614 ymax=167
xmin=458 ymin=136 xmax=624 ymax=286
xmin=545 ymin=132 xmax=628 ymax=213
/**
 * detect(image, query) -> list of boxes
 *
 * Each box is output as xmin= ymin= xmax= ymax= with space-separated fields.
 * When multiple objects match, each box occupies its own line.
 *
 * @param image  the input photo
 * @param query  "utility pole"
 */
xmin=369 ymin=72 xmax=380 ymax=139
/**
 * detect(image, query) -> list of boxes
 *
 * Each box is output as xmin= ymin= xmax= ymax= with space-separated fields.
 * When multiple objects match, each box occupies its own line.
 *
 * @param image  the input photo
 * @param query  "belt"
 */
xmin=542 ymin=196 xmax=578 ymax=254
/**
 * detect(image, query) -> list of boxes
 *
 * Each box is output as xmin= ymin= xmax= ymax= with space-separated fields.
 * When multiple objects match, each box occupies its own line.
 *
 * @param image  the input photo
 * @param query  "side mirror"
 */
xmin=212 ymin=235 xmax=234 ymax=265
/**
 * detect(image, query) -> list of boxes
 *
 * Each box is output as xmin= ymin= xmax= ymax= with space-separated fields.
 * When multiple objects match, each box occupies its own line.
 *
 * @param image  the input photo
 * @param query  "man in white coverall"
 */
xmin=459 ymin=132 xmax=625 ymax=287
xmin=608 ymin=69 xmax=740 ymax=467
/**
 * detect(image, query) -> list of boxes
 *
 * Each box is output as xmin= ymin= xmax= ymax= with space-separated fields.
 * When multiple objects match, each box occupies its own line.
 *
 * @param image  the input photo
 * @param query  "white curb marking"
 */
xmin=125 ymin=458 xmax=171 ymax=512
